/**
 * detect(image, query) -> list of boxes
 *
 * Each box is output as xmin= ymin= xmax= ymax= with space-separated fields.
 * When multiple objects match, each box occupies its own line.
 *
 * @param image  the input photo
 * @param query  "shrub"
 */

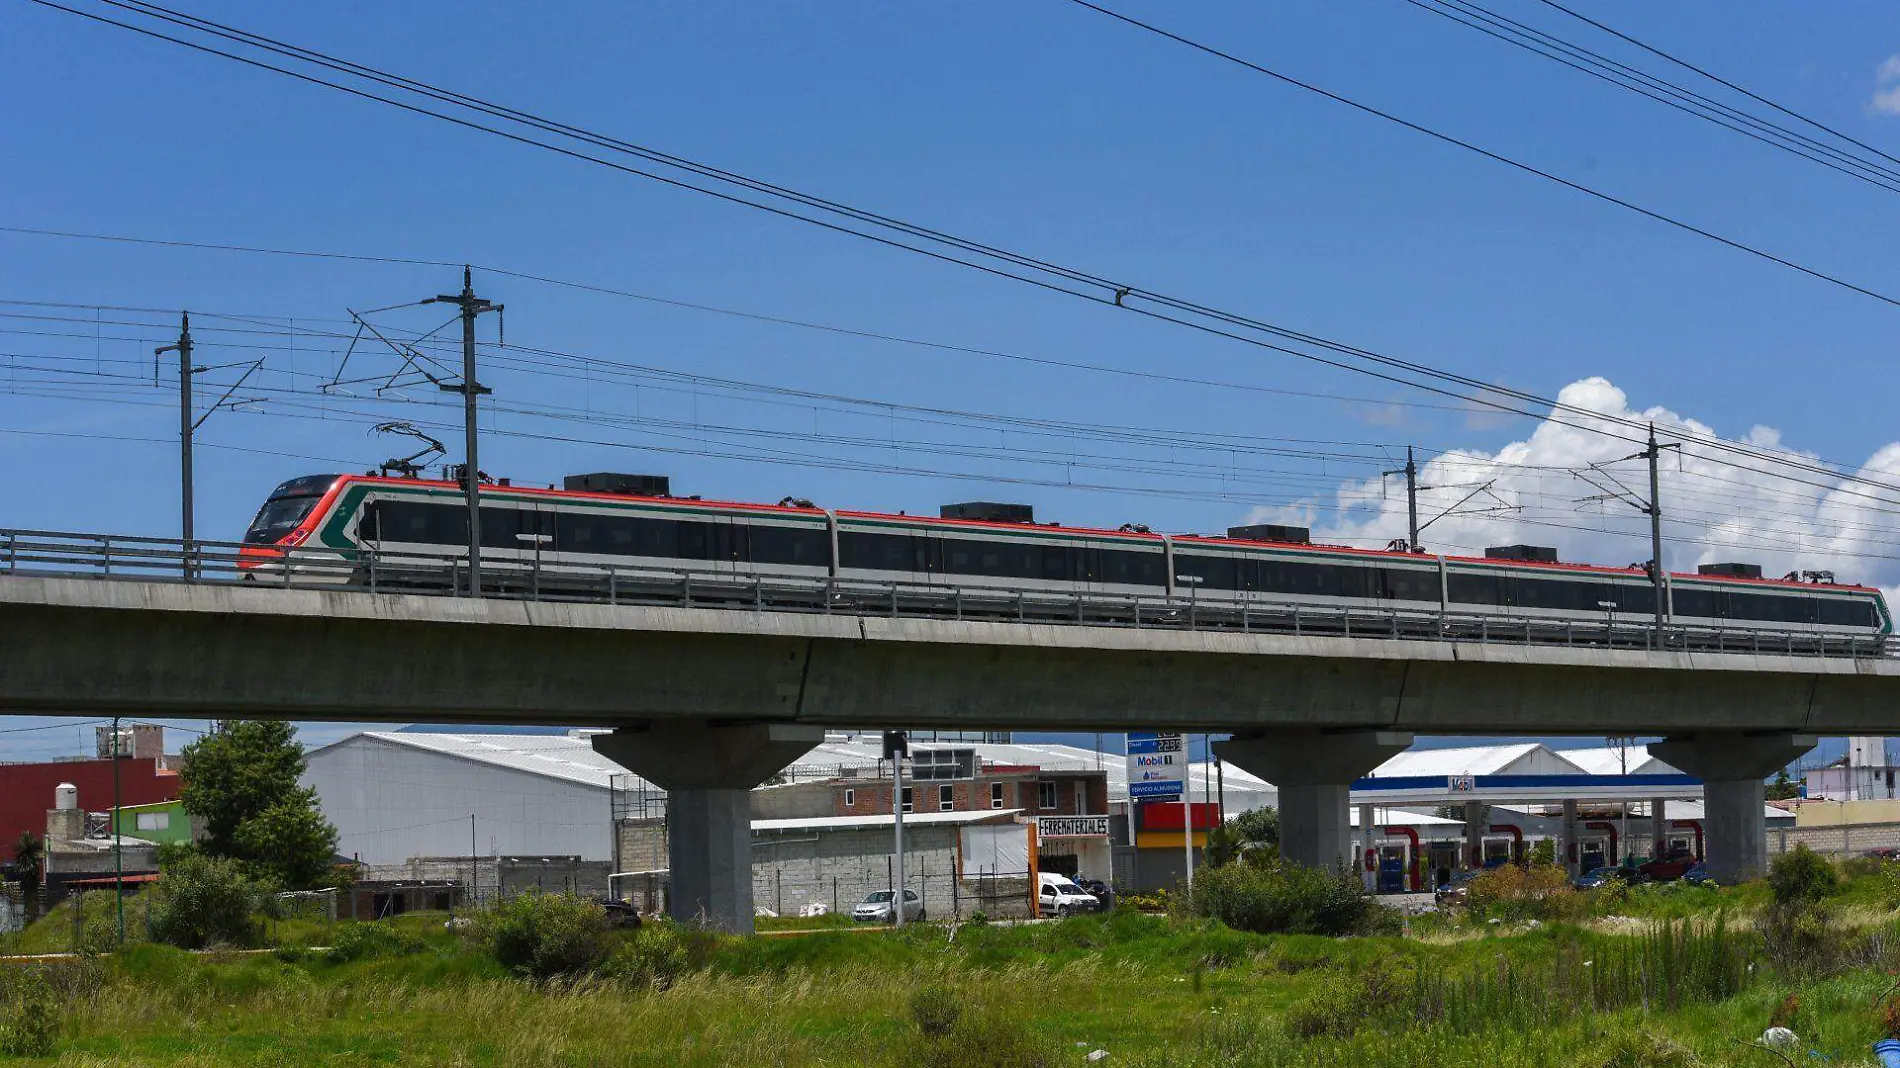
xmin=1769 ymin=845 xmax=1838 ymax=905
xmin=475 ymin=892 xmax=611 ymax=980
xmin=910 ymin=983 xmax=962 ymax=1038
xmin=1183 ymin=859 xmax=1389 ymax=936
xmin=1283 ymin=956 xmax=1414 ymax=1038
xmin=1464 ymin=864 xmax=1586 ymax=924
xmin=149 ymin=852 xmax=260 ymax=950
xmin=0 ymin=971 xmax=58 ymax=1058
xmin=323 ymin=920 xmax=425 ymax=964
xmin=1590 ymin=1027 xmax=1700 ymax=1068
xmin=902 ymin=994 xmax=1057 ymax=1068
xmin=1757 ymin=898 xmax=1845 ymax=978
xmin=601 ymin=923 xmax=690 ymax=990
xmin=71 ymin=889 xmax=144 ymax=955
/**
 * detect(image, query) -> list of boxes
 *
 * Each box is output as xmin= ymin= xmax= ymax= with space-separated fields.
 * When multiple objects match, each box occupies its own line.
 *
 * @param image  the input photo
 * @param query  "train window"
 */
xmin=747 ymin=524 xmax=829 ymax=567
xmin=1447 ymin=573 xmax=1503 ymax=606
xmin=1516 ymin=577 xmax=1603 ymax=612
xmin=1671 ymin=588 xmax=1719 ymax=619
xmin=1174 ymin=552 xmax=1239 ymax=591
xmin=1382 ymin=567 xmax=1440 ymax=602
xmin=1041 ymin=545 xmax=1076 ymax=583
xmin=1817 ymin=598 xmax=1874 ymax=627
xmin=477 ymin=506 xmax=553 ymax=550
xmin=1727 ymin=592 xmax=1815 ymax=625
xmin=841 ymin=531 xmax=926 ymax=573
xmin=361 ymin=500 xmax=462 ymax=545
xmin=1099 ymin=548 xmax=1166 ymax=587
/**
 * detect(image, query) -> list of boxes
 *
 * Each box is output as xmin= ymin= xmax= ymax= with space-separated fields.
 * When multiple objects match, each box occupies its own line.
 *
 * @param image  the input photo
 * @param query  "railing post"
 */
xmin=1016 ymin=591 xmax=1025 ymax=623
xmin=102 ymin=537 xmax=113 ymax=577
xmin=890 ymin=585 xmax=899 ymax=618
xmin=954 ymin=588 xmax=962 ymax=621
xmin=754 ymin=577 xmax=764 ymax=610
xmin=1293 ymin=607 xmax=1301 ymax=636
xmin=1342 ymin=610 xmax=1350 ymax=638
xmin=682 ymin=574 xmax=693 ymax=608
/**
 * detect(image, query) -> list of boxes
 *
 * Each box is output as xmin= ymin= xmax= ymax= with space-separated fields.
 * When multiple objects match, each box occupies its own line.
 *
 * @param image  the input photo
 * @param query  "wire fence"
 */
xmin=2 ymin=527 xmax=1889 ymax=660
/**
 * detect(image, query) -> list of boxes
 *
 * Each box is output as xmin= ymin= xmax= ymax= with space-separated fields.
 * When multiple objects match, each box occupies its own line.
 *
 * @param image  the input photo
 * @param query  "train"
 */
xmin=238 ymin=471 xmax=1893 ymax=640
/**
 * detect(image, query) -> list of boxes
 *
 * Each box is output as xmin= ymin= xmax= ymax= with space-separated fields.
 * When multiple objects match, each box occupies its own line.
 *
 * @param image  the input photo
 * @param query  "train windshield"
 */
xmin=244 ymin=474 xmax=340 ymax=544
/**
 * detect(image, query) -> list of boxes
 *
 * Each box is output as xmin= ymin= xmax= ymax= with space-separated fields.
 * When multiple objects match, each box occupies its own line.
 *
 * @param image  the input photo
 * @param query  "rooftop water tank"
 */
xmin=55 ymin=783 xmax=78 ymax=811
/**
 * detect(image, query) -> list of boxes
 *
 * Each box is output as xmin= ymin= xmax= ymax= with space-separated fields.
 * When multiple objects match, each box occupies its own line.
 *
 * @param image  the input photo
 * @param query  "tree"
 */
xmin=11 ymin=832 xmax=43 ymax=920
xmin=178 ymin=721 xmax=339 ymax=889
xmin=1766 ymin=769 xmax=1802 ymax=802
xmin=232 ymin=801 xmax=339 ymax=890
xmin=1204 ymin=807 xmax=1280 ymax=867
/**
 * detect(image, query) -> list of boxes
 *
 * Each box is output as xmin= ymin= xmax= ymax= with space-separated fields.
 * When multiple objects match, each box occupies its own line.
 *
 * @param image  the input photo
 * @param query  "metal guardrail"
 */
xmin=1 ymin=528 xmax=1892 ymax=661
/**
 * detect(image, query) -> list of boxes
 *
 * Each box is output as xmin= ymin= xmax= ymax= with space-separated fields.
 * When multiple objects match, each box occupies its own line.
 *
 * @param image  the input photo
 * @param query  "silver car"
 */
xmin=851 ymin=888 xmax=924 ymax=923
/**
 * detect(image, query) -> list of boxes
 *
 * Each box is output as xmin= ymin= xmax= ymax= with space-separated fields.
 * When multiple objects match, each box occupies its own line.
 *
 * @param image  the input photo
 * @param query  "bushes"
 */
xmin=600 ymin=924 xmax=691 ymax=990
xmin=474 ymin=892 xmax=612 ymax=980
xmin=0 ymin=971 xmax=57 ymax=1058
xmin=1183 ymin=859 xmax=1391 ymax=936
xmin=1283 ymin=956 xmax=1415 ymax=1038
xmin=1463 ymin=864 xmax=1586 ymax=924
xmin=900 ymin=984 xmax=1058 ymax=1068
xmin=323 ymin=920 xmax=425 ymax=964
xmin=1768 ymin=845 xmax=1838 ymax=905
xmin=149 ymin=852 xmax=261 ymax=950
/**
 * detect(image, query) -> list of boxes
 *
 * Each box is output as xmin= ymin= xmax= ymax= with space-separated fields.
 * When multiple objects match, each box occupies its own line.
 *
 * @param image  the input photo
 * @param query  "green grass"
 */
xmin=8 ymin=864 xmax=1900 ymax=1065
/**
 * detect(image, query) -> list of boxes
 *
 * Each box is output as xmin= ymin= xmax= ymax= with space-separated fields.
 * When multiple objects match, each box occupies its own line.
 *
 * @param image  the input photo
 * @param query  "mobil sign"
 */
xmin=1125 ymin=731 xmax=1185 ymax=799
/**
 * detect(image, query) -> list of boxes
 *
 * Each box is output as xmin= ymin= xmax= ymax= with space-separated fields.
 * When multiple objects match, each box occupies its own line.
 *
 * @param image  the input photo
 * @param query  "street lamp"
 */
xmin=1597 ymin=600 xmax=1618 ymax=647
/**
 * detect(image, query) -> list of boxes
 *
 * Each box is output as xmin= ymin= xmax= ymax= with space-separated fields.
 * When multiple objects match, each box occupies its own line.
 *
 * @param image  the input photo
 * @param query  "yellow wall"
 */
xmin=1136 ymin=831 xmax=1208 ymax=849
xmin=1794 ymin=799 xmax=1900 ymax=827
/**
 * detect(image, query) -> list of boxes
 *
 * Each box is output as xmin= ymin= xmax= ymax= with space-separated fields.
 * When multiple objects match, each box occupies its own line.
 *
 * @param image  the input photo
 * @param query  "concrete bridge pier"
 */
xmin=592 ymin=721 xmax=824 ymax=934
xmin=1216 ymin=729 xmax=1413 ymax=871
xmin=1649 ymin=732 xmax=1816 ymax=885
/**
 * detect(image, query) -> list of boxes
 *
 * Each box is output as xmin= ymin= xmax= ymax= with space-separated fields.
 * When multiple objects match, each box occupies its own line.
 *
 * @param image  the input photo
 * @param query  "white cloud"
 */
xmin=1242 ymin=376 xmax=1900 ymax=595
xmin=1870 ymin=55 xmax=1900 ymax=114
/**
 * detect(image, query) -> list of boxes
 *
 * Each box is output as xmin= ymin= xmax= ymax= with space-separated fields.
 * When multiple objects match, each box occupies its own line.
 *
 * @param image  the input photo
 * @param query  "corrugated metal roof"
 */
xmin=753 ymin=809 xmax=1024 ymax=833
xmin=1368 ymin=743 xmax=1570 ymax=778
xmin=342 ymin=732 xmax=651 ymax=791
xmin=1557 ymin=746 xmax=1680 ymax=776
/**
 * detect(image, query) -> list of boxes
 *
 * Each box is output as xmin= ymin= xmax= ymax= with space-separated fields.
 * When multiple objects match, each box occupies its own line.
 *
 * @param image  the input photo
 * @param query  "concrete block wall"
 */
xmin=1769 ymin=822 xmax=1900 ymax=858
xmin=362 ymin=856 xmax=613 ymax=903
xmin=751 ymin=825 xmax=1031 ymax=920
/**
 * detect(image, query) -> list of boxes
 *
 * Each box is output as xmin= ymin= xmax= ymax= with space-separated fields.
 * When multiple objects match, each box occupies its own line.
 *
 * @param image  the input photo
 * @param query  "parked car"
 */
xmin=1037 ymin=873 xmax=1102 ymax=916
xmin=851 ymin=888 xmax=924 ymax=924
xmin=592 ymin=897 xmax=643 ymax=929
xmin=1638 ymin=849 xmax=1697 ymax=882
xmin=1574 ymin=866 xmax=1632 ymax=890
xmin=1435 ymin=870 xmax=1481 ymax=908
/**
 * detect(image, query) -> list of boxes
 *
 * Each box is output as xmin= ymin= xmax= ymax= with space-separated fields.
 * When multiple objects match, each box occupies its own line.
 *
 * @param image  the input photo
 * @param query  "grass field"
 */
xmin=7 ymin=864 xmax=1900 ymax=1066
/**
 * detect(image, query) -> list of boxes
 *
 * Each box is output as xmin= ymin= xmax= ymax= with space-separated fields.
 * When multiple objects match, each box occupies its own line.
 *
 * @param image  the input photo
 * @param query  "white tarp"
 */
xmin=960 ymin=824 xmax=1030 ymax=876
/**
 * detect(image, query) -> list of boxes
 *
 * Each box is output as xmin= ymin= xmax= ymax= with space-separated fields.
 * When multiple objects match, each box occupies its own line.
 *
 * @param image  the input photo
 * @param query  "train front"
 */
xmin=237 ymin=474 xmax=346 ymax=578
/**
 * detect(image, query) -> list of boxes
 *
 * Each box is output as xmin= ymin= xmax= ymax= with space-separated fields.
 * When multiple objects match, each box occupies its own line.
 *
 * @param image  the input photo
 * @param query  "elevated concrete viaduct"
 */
xmin=2 ymin=577 xmax=1893 ymax=926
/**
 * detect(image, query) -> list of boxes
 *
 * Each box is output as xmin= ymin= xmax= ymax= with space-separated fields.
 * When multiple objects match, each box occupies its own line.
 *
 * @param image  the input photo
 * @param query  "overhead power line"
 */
xmin=1397 ymin=0 xmax=1900 ymax=192
xmin=1062 ymin=0 xmax=1900 ymax=308
xmin=28 ymin=0 xmax=1900 ymax=510
xmin=1529 ymin=0 xmax=1900 ymax=175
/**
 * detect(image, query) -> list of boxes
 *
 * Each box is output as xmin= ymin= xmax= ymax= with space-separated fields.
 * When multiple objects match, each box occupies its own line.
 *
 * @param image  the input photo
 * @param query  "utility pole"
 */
xmin=1643 ymin=424 xmax=1672 ymax=642
xmin=154 ymin=314 xmax=195 ymax=580
xmin=470 ymin=814 xmax=478 ymax=908
xmin=1576 ymin=425 xmax=1679 ymax=648
xmin=428 ymin=269 xmax=501 ymax=597
xmin=885 ymin=731 xmax=908 ymax=927
xmin=1381 ymin=447 xmax=1425 ymax=553
xmin=111 ymin=715 xmax=124 ymax=945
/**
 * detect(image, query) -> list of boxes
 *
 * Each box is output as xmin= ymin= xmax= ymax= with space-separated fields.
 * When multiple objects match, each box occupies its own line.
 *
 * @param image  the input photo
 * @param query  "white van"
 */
xmin=1037 ymin=873 xmax=1101 ymax=917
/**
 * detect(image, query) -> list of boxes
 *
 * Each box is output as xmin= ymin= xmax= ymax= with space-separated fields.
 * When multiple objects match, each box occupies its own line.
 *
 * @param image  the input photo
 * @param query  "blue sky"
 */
xmin=3 ymin=1 xmax=1899 ymax=760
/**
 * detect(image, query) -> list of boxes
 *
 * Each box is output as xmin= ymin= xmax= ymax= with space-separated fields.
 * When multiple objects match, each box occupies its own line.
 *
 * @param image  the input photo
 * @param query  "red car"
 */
xmin=1639 ymin=849 xmax=1698 ymax=882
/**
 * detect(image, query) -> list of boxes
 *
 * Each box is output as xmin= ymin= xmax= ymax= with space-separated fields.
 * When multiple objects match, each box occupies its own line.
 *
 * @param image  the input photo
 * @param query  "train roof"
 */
xmin=324 ymin=474 xmax=1880 ymax=595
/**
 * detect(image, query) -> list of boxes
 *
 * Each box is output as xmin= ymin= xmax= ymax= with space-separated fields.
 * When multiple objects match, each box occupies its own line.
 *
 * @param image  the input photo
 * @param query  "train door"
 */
xmin=675 ymin=512 xmax=739 ymax=577
xmin=480 ymin=500 xmax=555 ymax=579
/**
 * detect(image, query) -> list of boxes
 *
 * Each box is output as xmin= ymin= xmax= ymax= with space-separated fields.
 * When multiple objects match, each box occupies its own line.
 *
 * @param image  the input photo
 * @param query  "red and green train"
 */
xmin=239 ymin=472 xmax=1893 ymax=640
